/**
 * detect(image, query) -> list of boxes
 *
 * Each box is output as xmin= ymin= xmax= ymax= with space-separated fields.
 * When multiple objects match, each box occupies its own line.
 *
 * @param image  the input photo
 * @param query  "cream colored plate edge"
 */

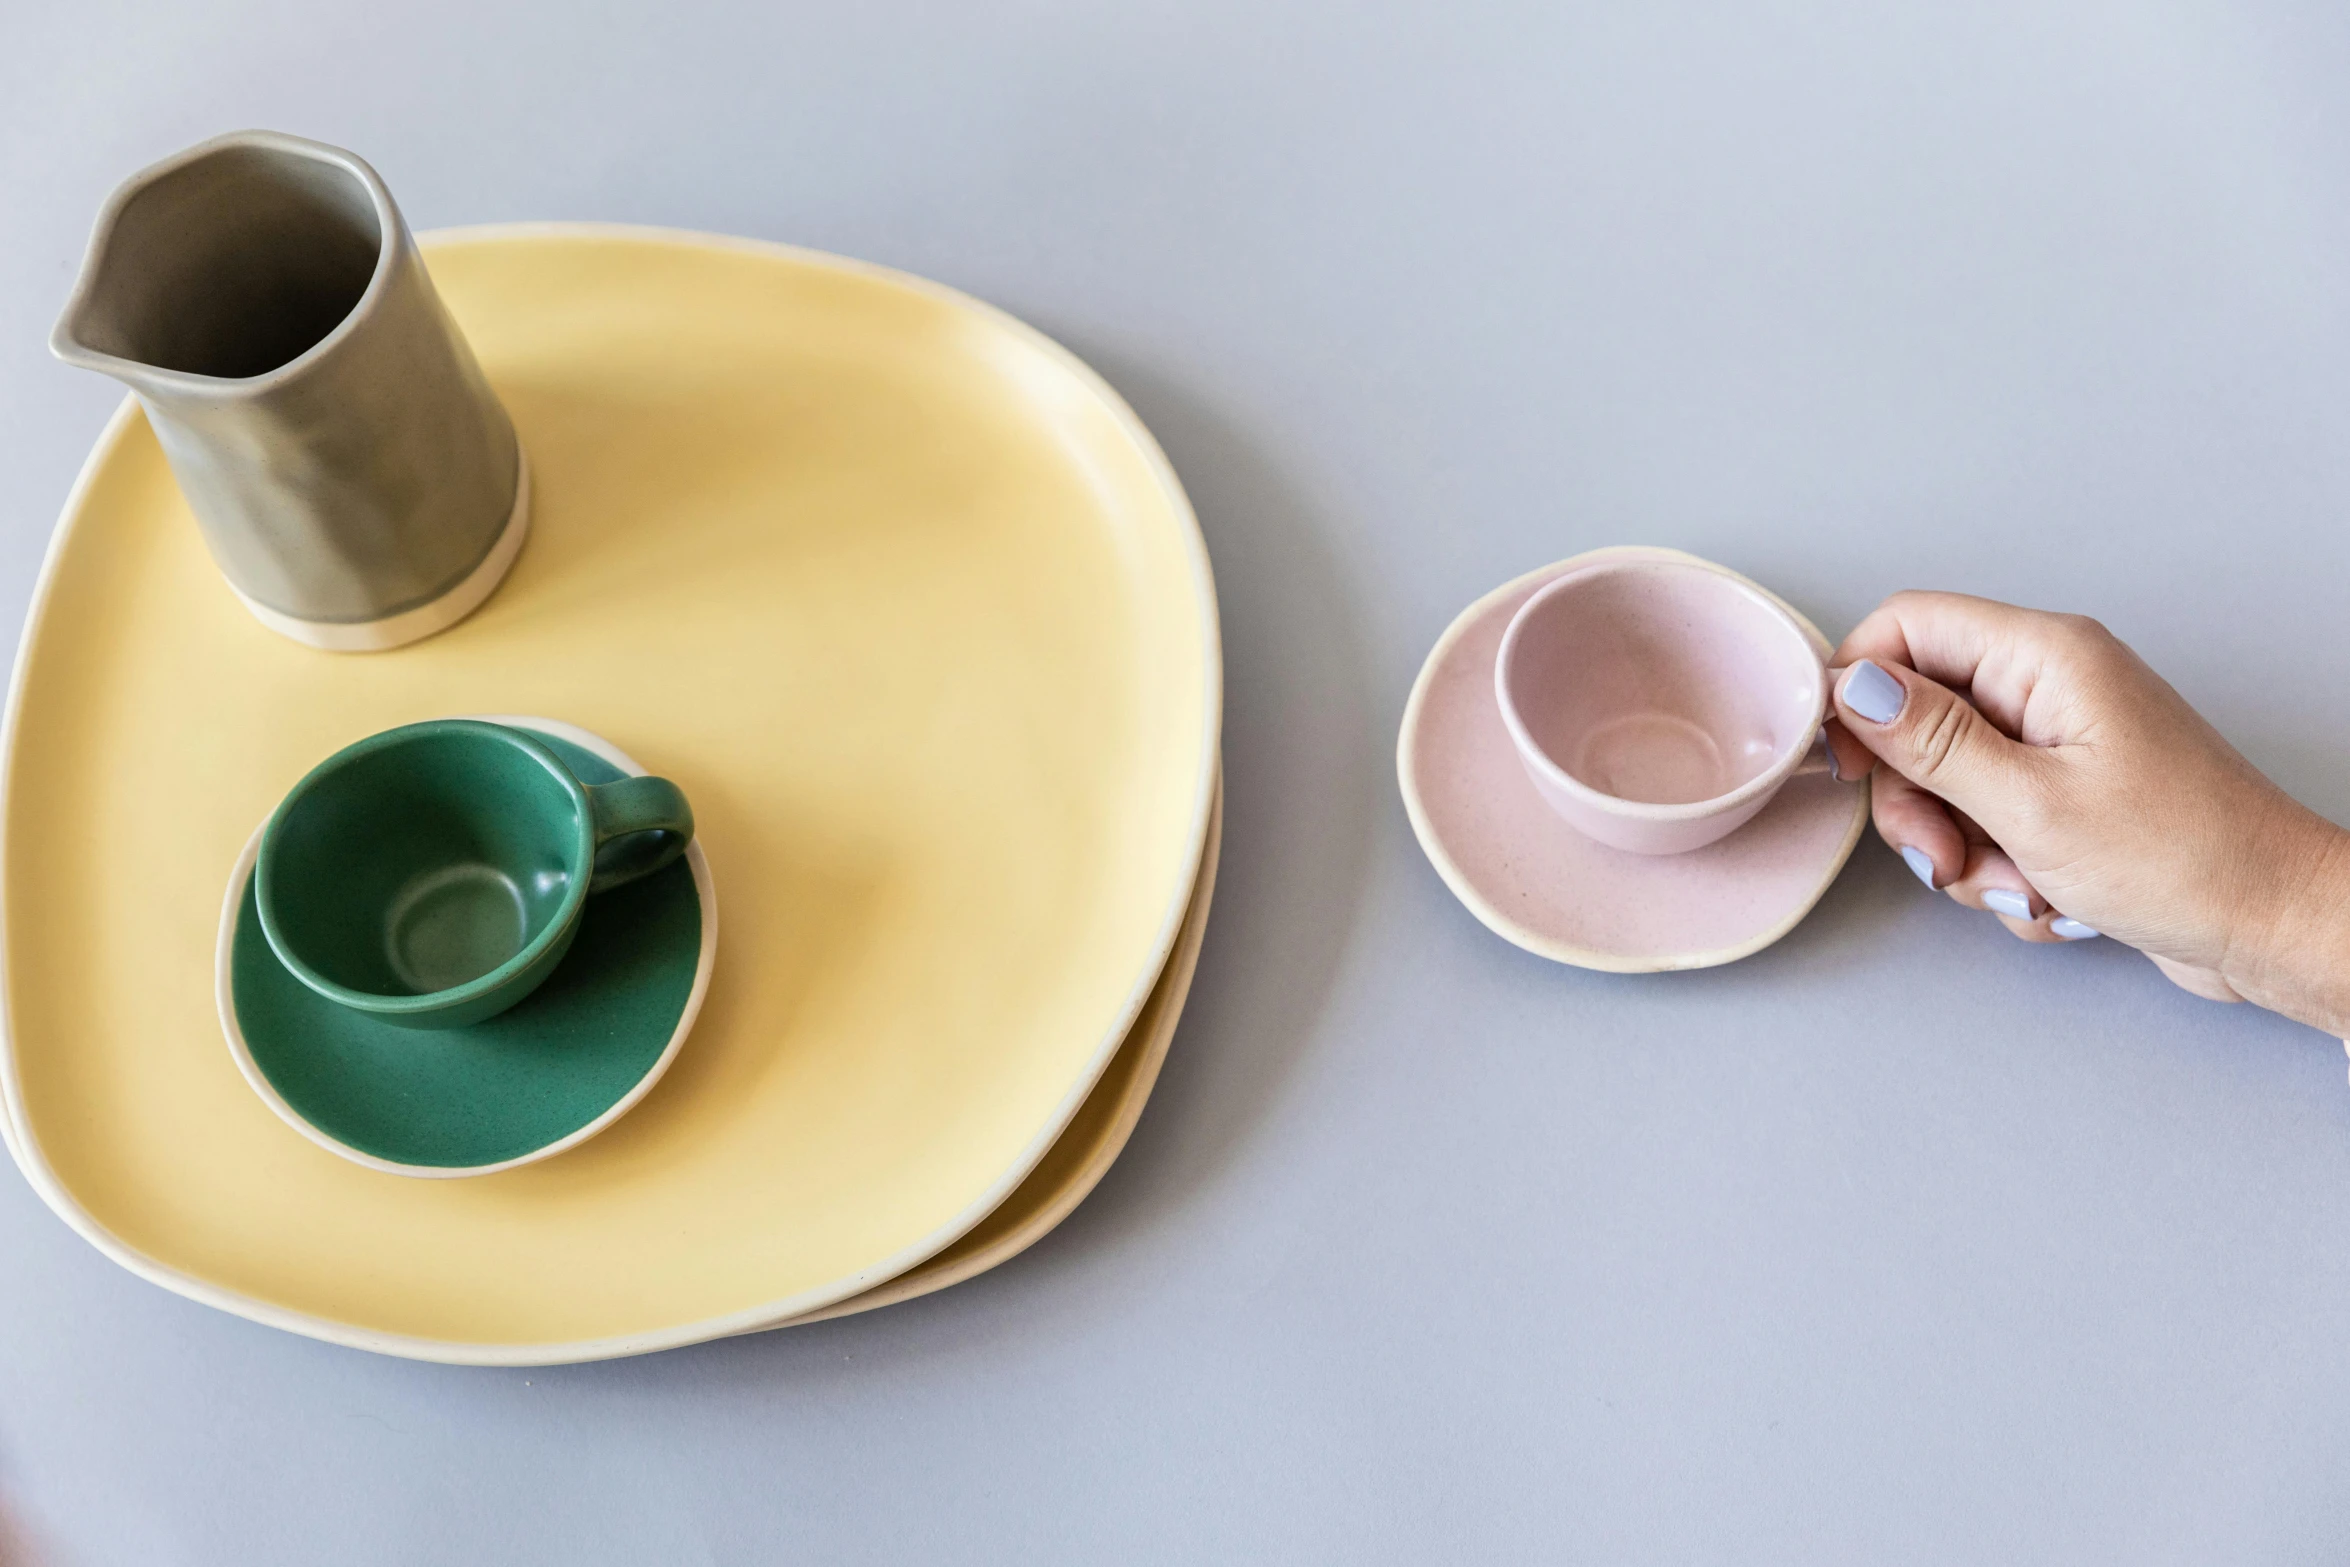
xmin=0 ymin=226 xmax=1224 ymax=1364
xmin=770 ymin=767 xmax=1221 ymax=1330
xmin=1396 ymin=545 xmax=1869 ymax=972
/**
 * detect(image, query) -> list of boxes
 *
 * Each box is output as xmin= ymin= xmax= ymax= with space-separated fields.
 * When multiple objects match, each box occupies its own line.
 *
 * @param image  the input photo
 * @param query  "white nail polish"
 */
xmin=1983 ymin=888 xmax=2033 ymax=920
xmin=1898 ymin=845 xmax=1936 ymax=889
xmin=2050 ymin=917 xmax=2100 ymax=940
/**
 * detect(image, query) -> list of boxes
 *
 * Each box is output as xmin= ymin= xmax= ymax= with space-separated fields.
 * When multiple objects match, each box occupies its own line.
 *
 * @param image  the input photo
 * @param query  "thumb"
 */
xmin=1833 ymin=658 xmax=2047 ymax=825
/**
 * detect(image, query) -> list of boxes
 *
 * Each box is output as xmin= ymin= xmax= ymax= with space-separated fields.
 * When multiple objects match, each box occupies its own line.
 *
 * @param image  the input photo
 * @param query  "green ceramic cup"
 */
xmin=256 ymin=719 xmax=696 ymax=1030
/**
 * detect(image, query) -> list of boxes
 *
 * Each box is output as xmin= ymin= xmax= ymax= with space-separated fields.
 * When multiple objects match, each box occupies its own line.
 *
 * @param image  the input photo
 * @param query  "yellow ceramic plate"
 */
xmin=0 ymin=225 xmax=1220 ymax=1363
xmin=778 ymin=772 xmax=1218 ymax=1329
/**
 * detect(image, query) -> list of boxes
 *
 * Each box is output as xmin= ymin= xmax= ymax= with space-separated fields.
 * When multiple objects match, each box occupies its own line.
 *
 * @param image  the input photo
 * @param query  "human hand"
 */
xmin=1819 ymin=591 xmax=2350 ymax=1036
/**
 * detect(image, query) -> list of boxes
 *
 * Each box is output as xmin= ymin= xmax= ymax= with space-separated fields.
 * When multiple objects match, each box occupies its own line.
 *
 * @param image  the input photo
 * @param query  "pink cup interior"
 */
xmin=1499 ymin=563 xmax=1821 ymax=806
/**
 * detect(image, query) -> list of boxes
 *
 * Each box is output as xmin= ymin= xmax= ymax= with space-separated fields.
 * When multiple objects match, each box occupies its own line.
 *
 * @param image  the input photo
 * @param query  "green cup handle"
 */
xmin=583 ymin=775 xmax=695 ymax=894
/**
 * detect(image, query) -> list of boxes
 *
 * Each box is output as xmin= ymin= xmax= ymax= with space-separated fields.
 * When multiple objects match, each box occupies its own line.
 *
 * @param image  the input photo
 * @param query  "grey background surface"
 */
xmin=5 ymin=1 xmax=2350 ymax=1561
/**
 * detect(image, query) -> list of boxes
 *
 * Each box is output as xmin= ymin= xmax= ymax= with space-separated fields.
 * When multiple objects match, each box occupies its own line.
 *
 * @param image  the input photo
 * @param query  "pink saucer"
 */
xmin=1398 ymin=547 xmax=1870 ymax=972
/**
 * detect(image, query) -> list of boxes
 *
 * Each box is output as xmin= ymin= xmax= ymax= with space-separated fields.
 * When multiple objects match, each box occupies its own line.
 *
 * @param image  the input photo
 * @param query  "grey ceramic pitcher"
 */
xmin=51 ymin=130 xmax=529 ymax=651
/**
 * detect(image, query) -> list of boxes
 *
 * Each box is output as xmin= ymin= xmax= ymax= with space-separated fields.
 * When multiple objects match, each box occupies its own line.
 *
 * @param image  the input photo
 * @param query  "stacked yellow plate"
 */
xmin=0 ymin=228 xmax=1222 ymax=1363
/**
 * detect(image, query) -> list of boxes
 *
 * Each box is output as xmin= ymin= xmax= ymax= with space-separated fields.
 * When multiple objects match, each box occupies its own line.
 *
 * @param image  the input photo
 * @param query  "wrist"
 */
xmin=2223 ymin=805 xmax=2350 ymax=1035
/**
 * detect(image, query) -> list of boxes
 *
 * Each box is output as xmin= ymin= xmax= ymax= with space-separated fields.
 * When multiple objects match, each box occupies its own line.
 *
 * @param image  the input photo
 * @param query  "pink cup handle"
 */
xmin=1792 ymin=730 xmax=1841 ymax=779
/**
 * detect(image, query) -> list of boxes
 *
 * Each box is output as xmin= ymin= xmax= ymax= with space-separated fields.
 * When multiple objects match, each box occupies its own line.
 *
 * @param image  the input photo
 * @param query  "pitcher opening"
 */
xmin=56 ymin=141 xmax=384 ymax=382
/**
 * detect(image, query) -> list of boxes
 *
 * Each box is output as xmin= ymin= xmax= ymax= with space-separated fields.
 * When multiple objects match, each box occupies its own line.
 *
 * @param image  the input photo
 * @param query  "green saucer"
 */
xmin=219 ymin=719 xmax=713 ymax=1177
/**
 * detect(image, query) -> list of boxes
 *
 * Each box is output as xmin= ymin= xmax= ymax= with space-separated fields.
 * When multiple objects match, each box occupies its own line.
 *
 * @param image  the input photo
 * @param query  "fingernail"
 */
xmin=1899 ymin=844 xmax=1937 ymax=889
xmin=1983 ymin=888 xmax=2033 ymax=920
xmin=1820 ymin=726 xmax=1840 ymax=782
xmin=2051 ymin=916 xmax=2100 ymax=940
xmin=1842 ymin=659 xmax=1905 ymax=725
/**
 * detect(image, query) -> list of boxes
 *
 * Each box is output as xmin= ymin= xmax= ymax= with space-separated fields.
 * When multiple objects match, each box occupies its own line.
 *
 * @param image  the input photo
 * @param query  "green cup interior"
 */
xmin=260 ymin=725 xmax=587 ymax=1002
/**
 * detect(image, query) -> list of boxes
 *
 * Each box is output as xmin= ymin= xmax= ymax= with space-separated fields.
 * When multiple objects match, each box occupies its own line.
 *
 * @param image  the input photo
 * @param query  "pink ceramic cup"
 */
xmin=1493 ymin=559 xmax=1830 ymax=856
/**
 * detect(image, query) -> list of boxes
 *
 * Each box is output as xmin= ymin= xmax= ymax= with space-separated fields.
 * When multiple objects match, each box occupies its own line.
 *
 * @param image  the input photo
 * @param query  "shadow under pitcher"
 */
xmin=51 ymin=128 xmax=529 ymax=652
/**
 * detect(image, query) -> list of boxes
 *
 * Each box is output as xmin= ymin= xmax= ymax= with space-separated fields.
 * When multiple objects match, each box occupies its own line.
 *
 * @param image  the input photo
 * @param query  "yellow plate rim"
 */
xmin=777 ymin=766 xmax=1221 ymax=1329
xmin=0 ymin=224 xmax=1224 ymax=1362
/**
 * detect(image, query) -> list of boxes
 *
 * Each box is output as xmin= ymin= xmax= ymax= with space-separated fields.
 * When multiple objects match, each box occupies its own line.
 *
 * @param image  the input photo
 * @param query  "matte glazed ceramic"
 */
xmin=0 ymin=224 xmax=1219 ymax=1362
xmin=780 ymin=771 xmax=1221 ymax=1328
xmin=257 ymin=720 xmax=694 ymax=1029
xmin=50 ymin=131 xmax=528 ymax=651
xmin=1495 ymin=558 xmax=1828 ymax=855
xmin=1400 ymin=547 xmax=1868 ymax=971
xmin=224 ymin=720 xmax=713 ymax=1177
